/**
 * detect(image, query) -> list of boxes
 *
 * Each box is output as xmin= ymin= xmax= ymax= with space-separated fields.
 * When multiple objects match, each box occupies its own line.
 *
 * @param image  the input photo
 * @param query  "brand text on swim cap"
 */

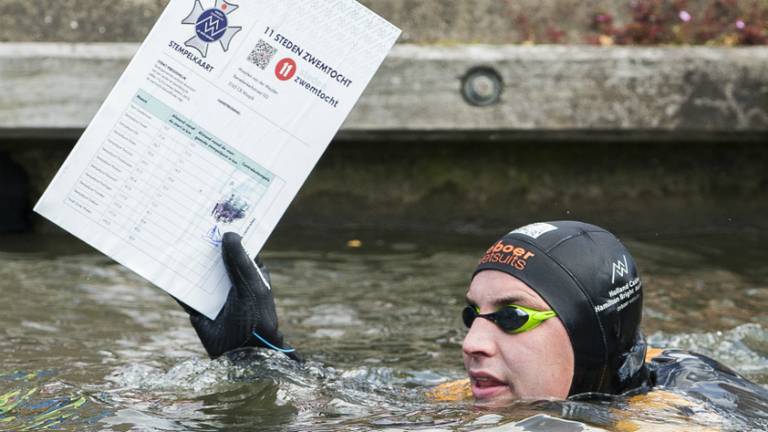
xmin=479 ymin=241 xmax=536 ymax=271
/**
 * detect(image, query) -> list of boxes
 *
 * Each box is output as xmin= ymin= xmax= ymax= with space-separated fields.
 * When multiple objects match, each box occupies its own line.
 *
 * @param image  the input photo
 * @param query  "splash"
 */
xmin=648 ymin=323 xmax=768 ymax=381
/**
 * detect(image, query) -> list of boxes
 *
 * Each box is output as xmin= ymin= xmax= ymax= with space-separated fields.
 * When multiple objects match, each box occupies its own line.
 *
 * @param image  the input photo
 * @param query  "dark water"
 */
xmin=1 ymin=228 xmax=767 ymax=431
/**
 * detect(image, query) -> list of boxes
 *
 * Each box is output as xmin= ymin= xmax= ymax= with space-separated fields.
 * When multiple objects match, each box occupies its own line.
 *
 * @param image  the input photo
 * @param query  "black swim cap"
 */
xmin=473 ymin=221 xmax=648 ymax=397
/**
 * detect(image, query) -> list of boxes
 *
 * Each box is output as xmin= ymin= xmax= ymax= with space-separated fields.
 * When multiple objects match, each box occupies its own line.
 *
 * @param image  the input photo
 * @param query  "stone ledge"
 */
xmin=3 ymin=0 xmax=766 ymax=45
xmin=1 ymin=43 xmax=767 ymax=138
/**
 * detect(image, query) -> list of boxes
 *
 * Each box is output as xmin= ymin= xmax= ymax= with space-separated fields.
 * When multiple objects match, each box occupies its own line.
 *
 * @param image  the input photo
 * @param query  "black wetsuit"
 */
xmin=648 ymin=350 xmax=768 ymax=427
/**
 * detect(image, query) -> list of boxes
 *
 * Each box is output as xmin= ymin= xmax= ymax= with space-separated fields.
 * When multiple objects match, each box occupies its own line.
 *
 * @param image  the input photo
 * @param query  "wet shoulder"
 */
xmin=645 ymin=348 xmax=768 ymax=428
xmin=618 ymin=390 xmax=722 ymax=431
xmin=427 ymin=378 xmax=472 ymax=402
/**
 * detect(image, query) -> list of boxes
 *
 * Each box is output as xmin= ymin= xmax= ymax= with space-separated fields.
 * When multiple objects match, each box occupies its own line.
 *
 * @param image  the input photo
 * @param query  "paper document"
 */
xmin=35 ymin=0 xmax=400 ymax=319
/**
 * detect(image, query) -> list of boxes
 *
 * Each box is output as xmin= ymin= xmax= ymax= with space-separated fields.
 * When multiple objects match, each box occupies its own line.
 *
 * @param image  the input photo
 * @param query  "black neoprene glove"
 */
xmin=176 ymin=232 xmax=301 ymax=362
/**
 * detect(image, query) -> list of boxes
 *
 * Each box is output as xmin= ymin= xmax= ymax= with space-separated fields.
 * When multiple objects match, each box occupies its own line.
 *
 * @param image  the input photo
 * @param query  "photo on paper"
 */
xmin=204 ymin=175 xmax=262 ymax=246
xmin=211 ymin=193 xmax=250 ymax=223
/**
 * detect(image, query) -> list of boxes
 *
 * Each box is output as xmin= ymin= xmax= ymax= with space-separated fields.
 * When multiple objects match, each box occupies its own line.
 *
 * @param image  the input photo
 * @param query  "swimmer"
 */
xmin=177 ymin=221 xmax=768 ymax=426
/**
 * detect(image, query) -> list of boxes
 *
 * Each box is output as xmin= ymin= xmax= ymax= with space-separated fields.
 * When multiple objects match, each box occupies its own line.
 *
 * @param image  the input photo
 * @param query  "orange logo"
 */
xmin=479 ymin=241 xmax=536 ymax=271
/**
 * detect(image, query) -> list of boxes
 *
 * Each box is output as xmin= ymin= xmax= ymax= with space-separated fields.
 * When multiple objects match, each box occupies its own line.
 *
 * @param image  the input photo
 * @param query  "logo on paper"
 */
xmin=275 ymin=58 xmax=298 ymax=81
xmin=611 ymin=255 xmax=629 ymax=284
xmin=182 ymin=0 xmax=242 ymax=58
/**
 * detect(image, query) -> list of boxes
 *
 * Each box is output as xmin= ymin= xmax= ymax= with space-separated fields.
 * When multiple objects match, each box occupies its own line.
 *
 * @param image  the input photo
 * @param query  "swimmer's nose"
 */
xmin=462 ymin=317 xmax=499 ymax=358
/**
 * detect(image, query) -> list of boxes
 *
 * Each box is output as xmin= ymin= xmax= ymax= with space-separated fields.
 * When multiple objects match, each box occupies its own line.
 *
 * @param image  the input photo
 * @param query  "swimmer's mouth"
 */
xmin=469 ymin=371 xmax=508 ymax=399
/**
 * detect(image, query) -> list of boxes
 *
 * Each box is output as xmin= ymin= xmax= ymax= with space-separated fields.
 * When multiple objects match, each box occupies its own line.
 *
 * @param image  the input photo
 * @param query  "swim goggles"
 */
xmin=462 ymin=304 xmax=557 ymax=334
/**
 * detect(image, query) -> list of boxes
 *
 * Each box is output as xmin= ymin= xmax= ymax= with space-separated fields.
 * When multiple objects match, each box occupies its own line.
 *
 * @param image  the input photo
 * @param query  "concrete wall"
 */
xmin=0 ymin=0 xmax=668 ymax=43
xmin=281 ymin=138 xmax=768 ymax=236
xmin=5 ymin=136 xmax=767 ymax=235
xmin=2 ymin=44 xmax=767 ymax=136
xmin=2 ymin=0 xmax=767 ymax=44
xmin=1 ymin=0 xmax=766 ymax=234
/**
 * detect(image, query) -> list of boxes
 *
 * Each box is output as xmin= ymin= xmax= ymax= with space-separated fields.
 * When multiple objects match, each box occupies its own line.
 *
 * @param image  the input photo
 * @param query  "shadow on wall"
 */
xmin=279 ymin=137 xmax=768 ymax=236
xmin=3 ymin=137 xmax=768 ymax=236
xmin=0 ymin=153 xmax=31 ymax=233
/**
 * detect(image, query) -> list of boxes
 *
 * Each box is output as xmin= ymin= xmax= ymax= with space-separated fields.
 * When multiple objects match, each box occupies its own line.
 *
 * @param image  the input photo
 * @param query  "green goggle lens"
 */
xmin=462 ymin=304 xmax=557 ymax=334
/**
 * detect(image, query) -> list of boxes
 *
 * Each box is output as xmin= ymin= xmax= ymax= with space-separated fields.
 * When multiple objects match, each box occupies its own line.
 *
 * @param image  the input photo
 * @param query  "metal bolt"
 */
xmin=461 ymin=67 xmax=503 ymax=107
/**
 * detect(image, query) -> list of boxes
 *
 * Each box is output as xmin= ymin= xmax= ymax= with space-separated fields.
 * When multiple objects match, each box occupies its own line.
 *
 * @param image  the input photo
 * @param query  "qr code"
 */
xmin=247 ymin=39 xmax=277 ymax=70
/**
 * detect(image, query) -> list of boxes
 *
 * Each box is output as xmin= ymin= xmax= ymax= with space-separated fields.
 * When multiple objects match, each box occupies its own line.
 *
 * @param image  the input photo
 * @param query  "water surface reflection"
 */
xmin=1 ymin=230 xmax=767 ymax=430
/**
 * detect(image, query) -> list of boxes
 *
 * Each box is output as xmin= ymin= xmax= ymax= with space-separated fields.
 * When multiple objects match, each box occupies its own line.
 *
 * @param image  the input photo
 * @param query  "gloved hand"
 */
xmin=176 ymin=232 xmax=301 ymax=361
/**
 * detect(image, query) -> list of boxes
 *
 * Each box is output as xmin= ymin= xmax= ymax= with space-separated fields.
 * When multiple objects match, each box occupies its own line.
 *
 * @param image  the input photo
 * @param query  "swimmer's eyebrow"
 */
xmin=465 ymin=295 xmax=537 ymax=309
xmin=492 ymin=296 xmax=537 ymax=308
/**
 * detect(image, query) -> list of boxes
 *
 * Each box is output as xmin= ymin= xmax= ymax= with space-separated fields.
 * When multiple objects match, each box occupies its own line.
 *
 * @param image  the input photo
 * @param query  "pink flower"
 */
xmin=736 ymin=20 xmax=746 ymax=30
xmin=678 ymin=10 xmax=692 ymax=22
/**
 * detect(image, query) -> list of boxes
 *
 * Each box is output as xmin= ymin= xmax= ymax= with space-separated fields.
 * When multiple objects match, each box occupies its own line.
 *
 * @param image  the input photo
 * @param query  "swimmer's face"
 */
xmin=462 ymin=270 xmax=574 ymax=405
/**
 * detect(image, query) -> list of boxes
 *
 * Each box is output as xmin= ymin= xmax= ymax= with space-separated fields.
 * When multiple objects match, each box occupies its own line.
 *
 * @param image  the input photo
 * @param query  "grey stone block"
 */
xmin=3 ymin=0 xmax=765 ymax=45
xmin=1 ymin=43 xmax=766 ymax=135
